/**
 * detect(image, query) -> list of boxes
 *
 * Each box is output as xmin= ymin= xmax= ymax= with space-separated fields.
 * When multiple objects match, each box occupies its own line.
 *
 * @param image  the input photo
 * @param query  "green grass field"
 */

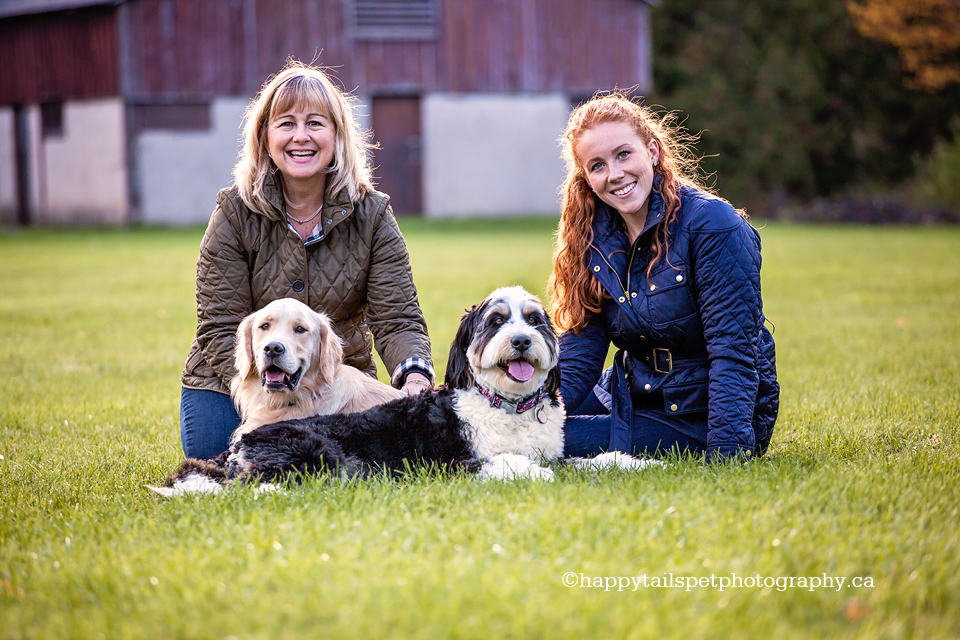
xmin=1 ymin=220 xmax=958 ymax=639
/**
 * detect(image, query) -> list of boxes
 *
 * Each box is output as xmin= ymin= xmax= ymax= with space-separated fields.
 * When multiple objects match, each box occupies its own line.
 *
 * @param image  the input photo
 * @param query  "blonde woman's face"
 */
xmin=575 ymin=120 xmax=659 ymax=220
xmin=266 ymin=104 xmax=336 ymax=188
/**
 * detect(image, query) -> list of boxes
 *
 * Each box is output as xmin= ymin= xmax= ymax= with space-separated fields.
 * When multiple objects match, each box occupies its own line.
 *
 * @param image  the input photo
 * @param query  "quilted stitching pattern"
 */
xmin=558 ymin=186 xmax=779 ymax=460
xmin=182 ymin=179 xmax=432 ymax=394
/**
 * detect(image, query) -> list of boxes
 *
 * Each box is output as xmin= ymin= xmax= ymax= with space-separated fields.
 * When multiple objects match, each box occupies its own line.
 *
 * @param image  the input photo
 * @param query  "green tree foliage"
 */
xmin=915 ymin=117 xmax=960 ymax=208
xmin=650 ymin=0 xmax=960 ymax=211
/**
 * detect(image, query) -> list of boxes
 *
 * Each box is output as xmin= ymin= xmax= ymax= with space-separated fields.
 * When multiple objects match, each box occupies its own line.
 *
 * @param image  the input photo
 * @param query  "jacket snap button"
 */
xmin=670 ymin=403 xmax=678 ymax=412
xmin=676 ymin=275 xmax=683 ymax=282
xmin=631 ymin=292 xmax=637 ymax=298
xmin=292 ymin=280 xmax=304 ymax=292
xmin=593 ymin=265 xmax=600 ymax=272
xmin=644 ymin=383 xmax=651 ymax=391
xmin=618 ymin=296 xmax=625 ymax=303
xmin=650 ymin=284 xmax=657 ymax=291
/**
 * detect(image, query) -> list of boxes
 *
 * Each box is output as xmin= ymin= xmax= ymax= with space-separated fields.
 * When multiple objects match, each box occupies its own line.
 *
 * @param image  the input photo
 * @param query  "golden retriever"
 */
xmin=229 ymin=298 xmax=404 ymax=444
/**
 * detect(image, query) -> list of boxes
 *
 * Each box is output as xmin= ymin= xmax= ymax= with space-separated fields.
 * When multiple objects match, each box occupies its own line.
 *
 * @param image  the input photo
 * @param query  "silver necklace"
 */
xmin=285 ymin=205 xmax=322 ymax=225
xmin=284 ymin=195 xmax=323 ymax=225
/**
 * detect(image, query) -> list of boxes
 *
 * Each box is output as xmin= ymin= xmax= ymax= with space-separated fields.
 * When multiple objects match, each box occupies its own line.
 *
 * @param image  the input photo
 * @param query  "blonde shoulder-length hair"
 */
xmin=233 ymin=60 xmax=375 ymax=214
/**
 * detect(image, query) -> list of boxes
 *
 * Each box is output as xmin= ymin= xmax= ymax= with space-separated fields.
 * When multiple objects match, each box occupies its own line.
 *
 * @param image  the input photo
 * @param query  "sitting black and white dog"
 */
xmin=154 ymin=286 xmax=657 ymax=496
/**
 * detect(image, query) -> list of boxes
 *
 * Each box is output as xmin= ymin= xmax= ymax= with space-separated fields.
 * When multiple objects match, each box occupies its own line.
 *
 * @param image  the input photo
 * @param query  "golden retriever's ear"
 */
xmin=315 ymin=312 xmax=344 ymax=387
xmin=234 ymin=314 xmax=257 ymax=380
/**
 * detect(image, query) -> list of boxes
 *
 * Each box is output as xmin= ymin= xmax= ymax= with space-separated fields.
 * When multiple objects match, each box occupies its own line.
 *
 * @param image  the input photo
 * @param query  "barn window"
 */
xmin=41 ymin=102 xmax=64 ymax=139
xmin=352 ymin=0 xmax=439 ymax=40
xmin=133 ymin=104 xmax=211 ymax=132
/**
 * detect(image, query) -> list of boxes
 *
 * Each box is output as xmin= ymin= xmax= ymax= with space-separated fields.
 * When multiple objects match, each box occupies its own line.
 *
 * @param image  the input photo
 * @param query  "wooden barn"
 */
xmin=0 ymin=0 xmax=656 ymax=224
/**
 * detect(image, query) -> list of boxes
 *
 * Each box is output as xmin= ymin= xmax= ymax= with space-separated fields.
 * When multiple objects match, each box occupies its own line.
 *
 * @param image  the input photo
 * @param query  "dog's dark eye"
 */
xmin=259 ymin=323 xmax=270 ymax=331
xmin=294 ymin=325 xmax=307 ymax=334
xmin=526 ymin=315 xmax=540 ymax=325
xmin=493 ymin=316 xmax=504 ymax=325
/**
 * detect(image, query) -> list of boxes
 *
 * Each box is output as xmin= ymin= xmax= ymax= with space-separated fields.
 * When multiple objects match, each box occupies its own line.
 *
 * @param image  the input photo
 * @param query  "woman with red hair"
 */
xmin=550 ymin=93 xmax=779 ymax=462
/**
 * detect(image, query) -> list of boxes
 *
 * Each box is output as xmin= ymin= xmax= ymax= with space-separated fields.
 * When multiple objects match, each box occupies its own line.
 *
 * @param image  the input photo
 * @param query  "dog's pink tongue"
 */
xmin=265 ymin=370 xmax=287 ymax=383
xmin=507 ymin=360 xmax=535 ymax=382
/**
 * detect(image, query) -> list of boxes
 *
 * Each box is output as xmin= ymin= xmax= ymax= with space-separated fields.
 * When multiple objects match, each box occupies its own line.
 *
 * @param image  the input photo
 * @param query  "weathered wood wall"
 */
xmin=0 ymin=5 xmax=119 ymax=104
xmin=0 ymin=0 xmax=649 ymax=105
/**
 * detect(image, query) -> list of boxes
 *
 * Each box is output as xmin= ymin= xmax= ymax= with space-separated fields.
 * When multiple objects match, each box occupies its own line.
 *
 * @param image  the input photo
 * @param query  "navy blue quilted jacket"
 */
xmin=558 ymin=181 xmax=779 ymax=461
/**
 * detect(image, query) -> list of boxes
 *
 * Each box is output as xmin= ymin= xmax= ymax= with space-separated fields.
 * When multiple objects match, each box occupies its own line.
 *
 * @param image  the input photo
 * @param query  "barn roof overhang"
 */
xmin=0 ymin=0 xmax=123 ymax=20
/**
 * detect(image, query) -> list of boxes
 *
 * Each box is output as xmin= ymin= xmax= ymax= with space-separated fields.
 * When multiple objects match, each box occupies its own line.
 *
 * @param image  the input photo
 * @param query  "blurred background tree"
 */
xmin=848 ymin=0 xmax=960 ymax=92
xmin=650 ymin=0 xmax=960 ymax=215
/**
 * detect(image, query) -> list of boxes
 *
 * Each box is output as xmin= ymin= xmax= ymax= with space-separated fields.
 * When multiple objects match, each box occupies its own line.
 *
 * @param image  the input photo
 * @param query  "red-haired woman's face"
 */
xmin=575 ymin=120 xmax=659 ymax=220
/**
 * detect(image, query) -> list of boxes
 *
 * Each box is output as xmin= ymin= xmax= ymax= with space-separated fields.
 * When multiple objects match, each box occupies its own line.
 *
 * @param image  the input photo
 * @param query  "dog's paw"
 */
xmin=148 ymin=473 xmax=224 ymax=497
xmin=478 ymin=454 xmax=555 ymax=482
xmin=253 ymin=483 xmax=285 ymax=497
xmin=145 ymin=484 xmax=176 ymax=498
xmin=569 ymin=451 xmax=665 ymax=471
xmin=225 ymin=450 xmax=254 ymax=480
xmin=524 ymin=464 xmax=555 ymax=482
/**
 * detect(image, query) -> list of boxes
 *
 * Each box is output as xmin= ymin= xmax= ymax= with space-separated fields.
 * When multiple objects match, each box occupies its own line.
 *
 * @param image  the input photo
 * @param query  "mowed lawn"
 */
xmin=0 ymin=219 xmax=958 ymax=640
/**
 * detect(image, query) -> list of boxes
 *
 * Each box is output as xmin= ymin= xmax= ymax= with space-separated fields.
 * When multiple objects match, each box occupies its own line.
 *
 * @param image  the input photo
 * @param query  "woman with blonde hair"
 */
xmin=179 ymin=60 xmax=434 ymax=460
xmin=550 ymin=93 xmax=779 ymax=462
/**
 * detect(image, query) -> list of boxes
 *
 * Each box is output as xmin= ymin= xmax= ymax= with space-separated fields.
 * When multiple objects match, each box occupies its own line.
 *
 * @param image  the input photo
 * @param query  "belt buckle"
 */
xmin=653 ymin=348 xmax=673 ymax=374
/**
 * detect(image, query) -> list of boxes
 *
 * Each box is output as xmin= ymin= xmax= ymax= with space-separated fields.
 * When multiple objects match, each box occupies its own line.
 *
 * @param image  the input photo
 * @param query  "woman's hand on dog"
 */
xmin=401 ymin=373 xmax=433 ymax=396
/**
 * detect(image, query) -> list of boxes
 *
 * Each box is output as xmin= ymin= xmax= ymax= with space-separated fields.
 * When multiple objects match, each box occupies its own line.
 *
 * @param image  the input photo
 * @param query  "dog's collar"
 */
xmin=475 ymin=383 xmax=548 ymax=415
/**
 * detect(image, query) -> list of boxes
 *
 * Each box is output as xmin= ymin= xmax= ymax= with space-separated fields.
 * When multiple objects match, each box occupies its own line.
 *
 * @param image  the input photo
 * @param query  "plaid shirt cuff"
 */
xmin=391 ymin=357 xmax=435 ymax=388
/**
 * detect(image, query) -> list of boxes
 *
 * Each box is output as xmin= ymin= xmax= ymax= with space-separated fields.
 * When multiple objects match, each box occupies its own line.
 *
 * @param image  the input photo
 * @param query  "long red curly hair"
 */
xmin=549 ymin=93 xmax=729 ymax=333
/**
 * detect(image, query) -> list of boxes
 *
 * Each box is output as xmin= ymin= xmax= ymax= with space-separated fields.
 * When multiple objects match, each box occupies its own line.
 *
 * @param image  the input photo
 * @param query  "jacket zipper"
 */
xmin=624 ymin=236 xmax=643 ymax=299
xmin=589 ymin=242 xmax=629 ymax=299
xmin=591 ymin=238 xmax=643 ymax=301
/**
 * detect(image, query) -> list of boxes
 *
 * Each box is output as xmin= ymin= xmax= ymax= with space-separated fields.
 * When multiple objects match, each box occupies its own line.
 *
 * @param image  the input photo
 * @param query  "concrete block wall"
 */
xmin=0 ymin=108 xmax=15 ymax=224
xmin=136 ymin=98 xmax=248 ymax=224
xmin=422 ymin=94 xmax=568 ymax=218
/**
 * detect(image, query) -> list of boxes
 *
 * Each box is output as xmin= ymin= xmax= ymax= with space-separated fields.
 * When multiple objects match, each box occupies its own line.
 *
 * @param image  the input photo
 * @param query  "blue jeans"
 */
xmin=179 ymin=387 xmax=241 ymax=460
xmin=563 ymin=388 xmax=707 ymax=458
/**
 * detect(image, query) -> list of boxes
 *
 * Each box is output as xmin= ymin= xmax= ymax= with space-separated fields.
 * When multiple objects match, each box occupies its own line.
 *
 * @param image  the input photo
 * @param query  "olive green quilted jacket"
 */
xmin=181 ymin=174 xmax=432 ymax=395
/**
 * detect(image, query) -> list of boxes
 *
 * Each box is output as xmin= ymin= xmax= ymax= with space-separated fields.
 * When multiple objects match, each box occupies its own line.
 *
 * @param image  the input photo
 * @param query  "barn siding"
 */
xmin=119 ymin=0 xmax=649 ymax=99
xmin=1 ymin=0 xmax=651 ymax=104
xmin=357 ymin=40 xmax=435 ymax=93
xmin=438 ymin=0 xmax=523 ymax=93
xmin=435 ymin=0 xmax=647 ymax=94
xmin=252 ymin=0 xmax=354 ymax=94
xmin=122 ymin=0 xmax=248 ymax=99
xmin=0 ymin=6 xmax=119 ymax=104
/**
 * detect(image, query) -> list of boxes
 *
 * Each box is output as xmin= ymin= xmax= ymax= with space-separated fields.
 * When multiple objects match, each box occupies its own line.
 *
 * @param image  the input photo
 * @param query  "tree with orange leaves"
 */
xmin=848 ymin=0 xmax=960 ymax=92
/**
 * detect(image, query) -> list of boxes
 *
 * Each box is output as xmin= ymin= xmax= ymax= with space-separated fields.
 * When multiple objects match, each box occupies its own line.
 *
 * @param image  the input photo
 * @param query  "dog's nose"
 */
xmin=263 ymin=342 xmax=285 ymax=358
xmin=511 ymin=335 xmax=532 ymax=352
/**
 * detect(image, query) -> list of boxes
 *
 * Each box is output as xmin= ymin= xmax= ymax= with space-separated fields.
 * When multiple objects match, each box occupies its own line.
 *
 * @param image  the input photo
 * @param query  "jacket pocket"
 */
xmin=642 ymin=263 xmax=687 ymax=294
xmin=662 ymin=379 xmax=708 ymax=415
xmin=642 ymin=264 xmax=696 ymax=327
